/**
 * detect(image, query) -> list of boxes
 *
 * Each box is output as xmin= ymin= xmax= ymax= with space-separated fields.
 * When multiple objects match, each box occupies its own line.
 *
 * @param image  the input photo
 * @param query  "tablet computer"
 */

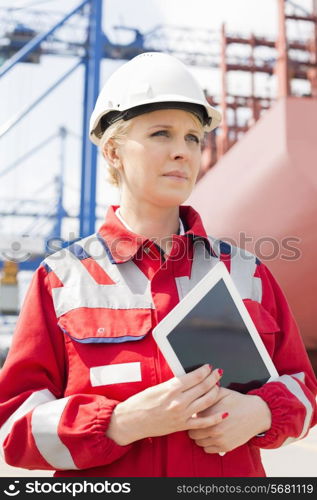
xmin=152 ymin=260 xmax=278 ymax=393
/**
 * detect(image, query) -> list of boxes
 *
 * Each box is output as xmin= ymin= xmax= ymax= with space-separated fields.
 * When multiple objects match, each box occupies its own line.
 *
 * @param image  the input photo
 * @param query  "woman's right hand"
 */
xmin=106 ymin=364 xmax=225 ymax=446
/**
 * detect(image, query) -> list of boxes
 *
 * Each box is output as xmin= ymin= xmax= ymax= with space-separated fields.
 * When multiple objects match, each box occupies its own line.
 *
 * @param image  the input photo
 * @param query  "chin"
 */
xmin=153 ymin=192 xmax=191 ymax=208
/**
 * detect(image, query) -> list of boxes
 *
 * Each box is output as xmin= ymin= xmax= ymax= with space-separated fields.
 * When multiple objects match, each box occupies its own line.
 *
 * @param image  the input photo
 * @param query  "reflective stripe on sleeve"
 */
xmin=31 ymin=396 xmax=79 ymax=470
xmin=274 ymin=374 xmax=313 ymax=446
xmin=0 ymin=389 xmax=56 ymax=457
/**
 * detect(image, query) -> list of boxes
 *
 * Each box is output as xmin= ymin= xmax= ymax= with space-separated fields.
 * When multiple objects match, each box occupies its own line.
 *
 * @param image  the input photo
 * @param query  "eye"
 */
xmin=186 ymin=134 xmax=200 ymax=144
xmin=150 ymin=130 xmax=170 ymax=138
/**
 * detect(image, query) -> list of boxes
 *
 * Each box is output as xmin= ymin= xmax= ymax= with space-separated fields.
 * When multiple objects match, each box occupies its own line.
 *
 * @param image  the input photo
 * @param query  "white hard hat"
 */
xmin=89 ymin=52 xmax=222 ymax=145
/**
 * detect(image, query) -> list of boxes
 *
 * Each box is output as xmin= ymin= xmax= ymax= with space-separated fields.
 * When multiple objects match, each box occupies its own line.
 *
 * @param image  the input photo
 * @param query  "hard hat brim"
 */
xmin=90 ymin=94 xmax=222 ymax=146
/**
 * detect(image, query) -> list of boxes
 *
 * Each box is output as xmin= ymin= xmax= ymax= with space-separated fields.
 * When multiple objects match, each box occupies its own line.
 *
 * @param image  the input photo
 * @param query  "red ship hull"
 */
xmin=188 ymin=97 xmax=317 ymax=369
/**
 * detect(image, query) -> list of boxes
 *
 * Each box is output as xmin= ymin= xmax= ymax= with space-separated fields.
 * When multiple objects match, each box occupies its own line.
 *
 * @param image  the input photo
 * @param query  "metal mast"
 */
xmin=79 ymin=0 xmax=103 ymax=237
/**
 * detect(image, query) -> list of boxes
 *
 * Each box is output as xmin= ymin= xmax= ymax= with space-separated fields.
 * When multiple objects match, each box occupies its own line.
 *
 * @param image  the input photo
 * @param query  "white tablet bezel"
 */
xmin=152 ymin=260 xmax=279 ymax=380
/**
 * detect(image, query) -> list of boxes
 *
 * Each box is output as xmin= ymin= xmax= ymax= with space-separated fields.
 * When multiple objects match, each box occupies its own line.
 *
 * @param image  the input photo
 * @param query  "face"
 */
xmin=114 ymin=109 xmax=204 ymax=208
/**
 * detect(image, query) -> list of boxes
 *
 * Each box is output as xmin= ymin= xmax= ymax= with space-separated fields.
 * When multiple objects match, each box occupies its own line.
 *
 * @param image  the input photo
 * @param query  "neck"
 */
xmin=118 ymin=199 xmax=180 ymax=251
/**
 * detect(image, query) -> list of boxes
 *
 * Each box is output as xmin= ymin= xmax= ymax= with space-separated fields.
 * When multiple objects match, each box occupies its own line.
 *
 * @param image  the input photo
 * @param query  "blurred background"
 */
xmin=0 ymin=0 xmax=316 ymax=478
xmin=1 ymin=0 xmax=316 ymax=373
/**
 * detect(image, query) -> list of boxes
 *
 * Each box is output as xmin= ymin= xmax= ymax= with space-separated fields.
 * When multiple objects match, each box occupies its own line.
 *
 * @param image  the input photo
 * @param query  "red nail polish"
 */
xmin=222 ymin=412 xmax=229 ymax=420
xmin=218 ymin=368 xmax=224 ymax=376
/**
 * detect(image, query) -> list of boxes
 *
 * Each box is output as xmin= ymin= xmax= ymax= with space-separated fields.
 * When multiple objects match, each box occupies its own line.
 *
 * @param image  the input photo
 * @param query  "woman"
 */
xmin=0 ymin=52 xmax=316 ymax=477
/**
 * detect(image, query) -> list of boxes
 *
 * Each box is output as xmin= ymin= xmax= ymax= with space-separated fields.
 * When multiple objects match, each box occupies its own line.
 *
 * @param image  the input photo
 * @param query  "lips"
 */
xmin=162 ymin=171 xmax=188 ymax=179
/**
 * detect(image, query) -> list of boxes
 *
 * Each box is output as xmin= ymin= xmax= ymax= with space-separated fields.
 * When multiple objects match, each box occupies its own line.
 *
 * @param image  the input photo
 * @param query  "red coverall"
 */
xmin=0 ymin=205 xmax=316 ymax=477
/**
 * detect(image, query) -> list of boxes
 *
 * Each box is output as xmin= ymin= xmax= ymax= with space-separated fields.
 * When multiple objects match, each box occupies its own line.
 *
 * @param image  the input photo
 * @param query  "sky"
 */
xmin=0 ymin=0 xmax=314 ymax=272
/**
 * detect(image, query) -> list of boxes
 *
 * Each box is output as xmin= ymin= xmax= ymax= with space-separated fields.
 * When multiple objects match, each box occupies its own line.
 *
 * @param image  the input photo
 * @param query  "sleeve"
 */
xmin=0 ymin=265 xmax=132 ymax=471
xmin=248 ymin=261 xmax=317 ymax=449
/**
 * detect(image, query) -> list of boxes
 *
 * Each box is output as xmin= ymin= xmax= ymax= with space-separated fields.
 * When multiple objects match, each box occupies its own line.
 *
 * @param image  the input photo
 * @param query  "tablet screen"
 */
xmin=167 ymin=278 xmax=271 ymax=393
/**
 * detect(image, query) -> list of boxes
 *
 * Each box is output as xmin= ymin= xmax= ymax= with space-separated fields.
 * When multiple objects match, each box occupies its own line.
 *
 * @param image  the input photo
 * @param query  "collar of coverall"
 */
xmin=97 ymin=205 xmax=216 ymax=264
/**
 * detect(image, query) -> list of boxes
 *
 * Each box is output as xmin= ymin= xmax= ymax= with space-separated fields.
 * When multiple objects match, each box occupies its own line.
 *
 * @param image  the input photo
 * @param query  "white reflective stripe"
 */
xmin=0 ymin=389 xmax=55 ymax=458
xmin=293 ymin=372 xmax=305 ymax=383
xmin=48 ymin=235 xmax=154 ymax=316
xmin=191 ymin=240 xmax=219 ymax=285
xmin=52 ymin=284 xmax=153 ymax=317
xmin=31 ymin=397 xmax=78 ymax=470
xmin=275 ymin=374 xmax=313 ymax=446
xmin=77 ymin=235 xmax=121 ymax=281
xmin=175 ymin=240 xmax=219 ymax=300
xmin=175 ymin=276 xmax=187 ymax=302
xmin=90 ymin=362 xmax=142 ymax=386
xmin=252 ymin=276 xmax=263 ymax=303
xmin=230 ymin=248 xmax=257 ymax=300
xmin=77 ymin=235 xmax=152 ymax=296
xmin=231 ymin=250 xmax=262 ymax=302
xmin=117 ymin=263 xmax=152 ymax=296
xmin=44 ymin=249 xmax=96 ymax=287
xmin=208 ymin=236 xmax=262 ymax=302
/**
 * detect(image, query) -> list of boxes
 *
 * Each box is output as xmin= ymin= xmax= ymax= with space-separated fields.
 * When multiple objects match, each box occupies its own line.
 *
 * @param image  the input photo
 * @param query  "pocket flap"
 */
xmin=58 ymin=307 xmax=152 ymax=343
xmin=243 ymin=299 xmax=280 ymax=333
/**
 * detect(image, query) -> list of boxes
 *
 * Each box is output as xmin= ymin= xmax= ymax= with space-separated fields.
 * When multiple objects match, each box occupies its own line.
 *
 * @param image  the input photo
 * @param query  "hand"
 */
xmin=106 ymin=365 xmax=225 ymax=446
xmin=188 ymin=387 xmax=272 ymax=454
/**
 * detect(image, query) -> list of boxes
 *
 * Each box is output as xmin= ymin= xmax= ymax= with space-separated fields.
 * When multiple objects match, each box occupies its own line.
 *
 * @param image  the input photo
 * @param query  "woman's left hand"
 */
xmin=187 ymin=387 xmax=272 ymax=454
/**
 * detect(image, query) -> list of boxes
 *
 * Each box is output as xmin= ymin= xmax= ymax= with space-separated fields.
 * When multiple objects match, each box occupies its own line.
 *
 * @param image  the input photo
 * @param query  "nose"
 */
xmin=169 ymin=137 xmax=189 ymax=161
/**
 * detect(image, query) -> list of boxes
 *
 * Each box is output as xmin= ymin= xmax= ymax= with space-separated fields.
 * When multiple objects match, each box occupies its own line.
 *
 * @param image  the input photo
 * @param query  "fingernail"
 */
xmin=218 ymin=368 xmax=224 ymax=377
xmin=222 ymin=412 xmax=229 ymax=420
xmin=209 ymin=364 xmax=213 ymax=371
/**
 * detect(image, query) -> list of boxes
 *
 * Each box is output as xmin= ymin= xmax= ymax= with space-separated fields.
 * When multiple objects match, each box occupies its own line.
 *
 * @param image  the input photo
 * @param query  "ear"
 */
xmin=102 ymin=139 xmax=121 ymax=168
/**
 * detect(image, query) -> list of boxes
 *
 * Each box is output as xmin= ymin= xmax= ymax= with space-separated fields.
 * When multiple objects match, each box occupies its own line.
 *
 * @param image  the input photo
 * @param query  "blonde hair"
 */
xmin=100 ymin=119 xmax=132 ymax=187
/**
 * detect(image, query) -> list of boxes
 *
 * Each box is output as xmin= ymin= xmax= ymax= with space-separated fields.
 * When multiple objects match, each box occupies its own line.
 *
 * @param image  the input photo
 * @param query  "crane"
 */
xmin=0 ymin=0 xmax=315 ymax=270
xmin=0 ymin=1 xmax=223 ymax=258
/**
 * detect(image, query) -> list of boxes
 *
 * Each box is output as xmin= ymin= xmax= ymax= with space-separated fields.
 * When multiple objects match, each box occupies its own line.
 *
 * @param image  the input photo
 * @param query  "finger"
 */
xmin=188 ymin=427 xmax=215 ymax=440
xmin=176 ymin=364 xmax=212 ymax=392
xmin=186 ymin=381 xmax=225 ymax=416
xmin=186 ymin=386 xmax=219 ymax=417
xmin=187 ymin=411 xmax=228 ymax=430
xmin=194 ymin=437 xmax=215 ymax=447
xmin=188 ymin=414 xmax=227 ymax=440
xmin=182 ymin=368 xmax=223 ymax=406
xmin=187 ymin=436 xmax=224 ymax=454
